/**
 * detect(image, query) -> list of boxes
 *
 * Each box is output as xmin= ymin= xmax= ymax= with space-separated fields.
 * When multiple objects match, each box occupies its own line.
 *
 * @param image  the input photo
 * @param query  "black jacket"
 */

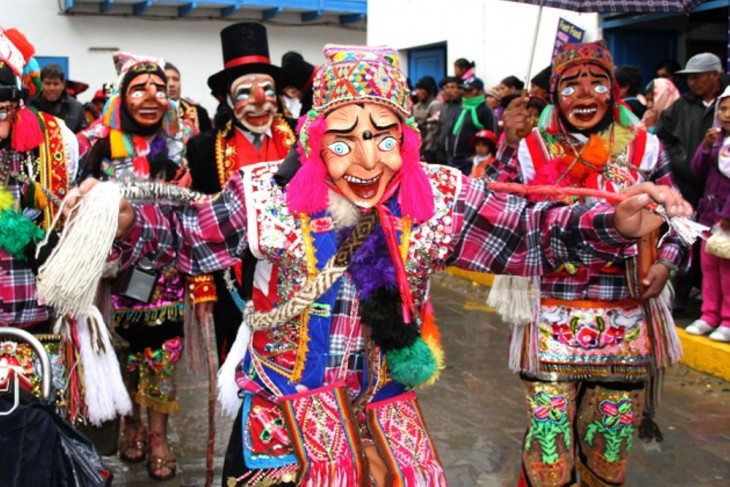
xmin=445 ymin=101 xmax=497 ymax=159
xmin=656 ymin=77 xmax=729 ymax=206
xmin=31 ymin=92 xmax=87 ymax=133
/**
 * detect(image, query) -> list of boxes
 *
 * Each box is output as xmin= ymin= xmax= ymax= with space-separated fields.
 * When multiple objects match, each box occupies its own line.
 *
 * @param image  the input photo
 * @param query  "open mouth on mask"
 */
xmin=570 ymin=104 xmax=599 ymax=122
xmin=343 ymin=173 xmax=382 ymax=200
xmin=244 ymin=111 xmax=273 ymax=126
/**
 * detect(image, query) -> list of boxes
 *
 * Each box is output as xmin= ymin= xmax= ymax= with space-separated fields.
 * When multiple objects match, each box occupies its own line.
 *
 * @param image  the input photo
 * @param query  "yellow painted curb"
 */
xmin=445 ymin=268 xmax=494 ymax=287
xmin=676 ymin=328 xmax=730 ymax=382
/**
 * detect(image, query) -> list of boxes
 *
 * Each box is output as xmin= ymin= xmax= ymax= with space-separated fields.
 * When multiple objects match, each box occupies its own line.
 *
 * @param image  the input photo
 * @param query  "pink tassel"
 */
xmin=11 ymin=107 xmax=43 ymax=152
xmin=398 ymin=125 xmax=434 ymax=223
xmin=287 ymin=115 xmax=330 ymax=214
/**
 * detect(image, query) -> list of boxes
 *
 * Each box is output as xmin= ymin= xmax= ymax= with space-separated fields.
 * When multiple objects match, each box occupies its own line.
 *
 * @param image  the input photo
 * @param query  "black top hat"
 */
xmin=207 ymin=22 xmax=287 ymax=98
xmin=281 ymin=52 xmax=316 ymax=92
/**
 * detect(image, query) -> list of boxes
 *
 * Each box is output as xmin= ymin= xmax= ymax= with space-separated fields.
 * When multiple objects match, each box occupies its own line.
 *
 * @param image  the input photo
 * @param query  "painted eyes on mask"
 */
xmin=560 ymin=86 xmax=575 ymax=97
xmin=327 ymin=141 xmax=351 ymax=156
xmin=594 ymin=84 xmax=609 ymax=94
xmin=261 ymin=83 xmax=275 ymax=97
xmin=378 ymin=136 xmax=397 ymax=151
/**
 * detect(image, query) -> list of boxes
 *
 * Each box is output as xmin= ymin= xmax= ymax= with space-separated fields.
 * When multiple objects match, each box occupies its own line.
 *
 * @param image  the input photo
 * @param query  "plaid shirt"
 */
xmin=120 ymin=164 xmax=633 ymax=392
xmin=490 ymin=131 xmax=689 ymax=301
xmin=0 ymin=150 xmax=49 ymax=327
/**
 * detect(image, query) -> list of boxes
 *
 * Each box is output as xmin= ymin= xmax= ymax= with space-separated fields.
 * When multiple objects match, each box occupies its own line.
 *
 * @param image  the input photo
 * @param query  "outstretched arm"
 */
xmin=67 ymin=170 xmax=249 ymax=276
xmin=448 ymin=176 xmax=691 ymax=276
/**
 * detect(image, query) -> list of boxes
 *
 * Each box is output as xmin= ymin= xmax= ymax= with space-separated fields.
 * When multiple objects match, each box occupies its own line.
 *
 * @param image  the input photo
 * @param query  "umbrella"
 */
xmin=503 ymin=0 xmax=709 ymax=82
xmin=507 ymin=1 xmax=706 ymax=13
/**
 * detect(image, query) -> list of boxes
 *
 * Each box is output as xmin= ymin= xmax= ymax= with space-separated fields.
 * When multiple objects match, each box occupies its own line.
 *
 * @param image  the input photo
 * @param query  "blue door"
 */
xmin=408 ymin=44 xmax=446 ymax=91
xmin=604 ymin=30 xmax=677 ymax=87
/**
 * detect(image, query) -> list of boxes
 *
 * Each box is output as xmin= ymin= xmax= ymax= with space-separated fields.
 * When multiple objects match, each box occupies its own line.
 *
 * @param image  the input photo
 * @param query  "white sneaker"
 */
xmin=685 ymin=320 xmax=715 ymax=336
xmin=708 ymin=326 xmax=730 ymax=342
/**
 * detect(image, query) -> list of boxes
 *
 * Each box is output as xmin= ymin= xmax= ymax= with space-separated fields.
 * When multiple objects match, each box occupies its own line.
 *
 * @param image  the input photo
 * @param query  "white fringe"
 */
xmin=656 ymin=207 xmax=709 ymax=246
xmin=74 ymin=306 xmax=132 ymax=426
xmin=36 ymin=182 xmax=121 ymax=317
xmin=217 ymin=319 xmax=251 ymax=418
xmin=486 ymin=275 xmax=537 ymax=326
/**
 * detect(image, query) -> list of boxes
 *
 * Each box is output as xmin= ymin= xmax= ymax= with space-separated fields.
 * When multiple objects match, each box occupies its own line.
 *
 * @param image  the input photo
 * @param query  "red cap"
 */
xmin=92 ymin=89 xmax=106 ymax=102
xmin=469 ymin=129 xmax=498 ymax=148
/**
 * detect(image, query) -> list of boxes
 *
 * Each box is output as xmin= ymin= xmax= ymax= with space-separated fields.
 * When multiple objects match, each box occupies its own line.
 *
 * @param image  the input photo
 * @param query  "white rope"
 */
xmin=246 ymin=259 xmax=347 ymax=331
xmin=36 ymin=182 xmax=121 ymax=317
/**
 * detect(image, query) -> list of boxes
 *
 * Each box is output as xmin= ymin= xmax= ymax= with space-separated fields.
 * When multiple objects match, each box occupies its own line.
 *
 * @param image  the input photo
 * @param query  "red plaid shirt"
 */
xmin=119 ymin=164 xmax=632 ymax=284
xmin=489 ymin=132 xmax=689 ymax=301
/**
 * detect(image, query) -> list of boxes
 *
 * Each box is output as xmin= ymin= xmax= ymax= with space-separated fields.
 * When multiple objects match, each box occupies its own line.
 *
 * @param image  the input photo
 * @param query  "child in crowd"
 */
xmin=687 ymin=86 xmax=730 ymax=342
xmin=469 ymin=129 xmax=498 ymax=179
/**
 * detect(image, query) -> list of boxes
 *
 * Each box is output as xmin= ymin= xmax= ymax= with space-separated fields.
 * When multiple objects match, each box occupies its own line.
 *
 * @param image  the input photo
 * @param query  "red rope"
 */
xmin=487 ymin=182 xmax=626 ymax=205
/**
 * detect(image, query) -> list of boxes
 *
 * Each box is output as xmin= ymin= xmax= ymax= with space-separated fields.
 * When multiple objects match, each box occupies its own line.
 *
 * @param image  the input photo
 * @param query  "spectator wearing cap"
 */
xmin=616 ymin=65 xmax=646 ymax=118
xmin=413 ymin=76 xmax=442 ymax=164
xmin=497 ymin=75 xmax=524 ymax=99
xmin=281 ymin=51 xmax=316 ymax=118
xmin=435 ymin=76 xmax=462 ymax=165
xmin=529 ymin=65 xmax=551 ymax=102
xmin=445 ymin=76 xmax=497 ymax=175
xmin=656 ymin=52 xmax=728 ymax=313
xmin=469 ymin=129 xmax=498 ymax=179
xmin=83 ymin=88 xmax=107 ymax=125
xmin=30 ymin=63 xmax=87 ymax=133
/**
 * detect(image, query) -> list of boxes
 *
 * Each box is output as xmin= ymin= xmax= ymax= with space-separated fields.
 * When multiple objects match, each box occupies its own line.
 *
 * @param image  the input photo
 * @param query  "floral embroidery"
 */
xmin=525 ymin=390 xmax=572 ymax=465
xmin=585 ymin=397 xmax=635 ymax=463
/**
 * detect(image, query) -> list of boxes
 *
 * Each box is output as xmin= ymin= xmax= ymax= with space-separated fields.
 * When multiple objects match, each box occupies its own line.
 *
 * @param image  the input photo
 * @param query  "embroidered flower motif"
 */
xmin=575 ymin=326 xmax=600 ymax=349
xmin=604 ymin=326 xmax=625 ymax=346
xmin=551 ymin=323 xmax=574 ymax=345
xmin=0 ymin=341 xmax=17 ymax=354
xmin=599 ymin=399 xmax=633 ymax=429
xmin=163 ymin=337 xmax=183 ymax=364
xmin=144 ymin=348 xmax=164 ymax=371
xmin=532 ymin=390 xmax=568 ymax=424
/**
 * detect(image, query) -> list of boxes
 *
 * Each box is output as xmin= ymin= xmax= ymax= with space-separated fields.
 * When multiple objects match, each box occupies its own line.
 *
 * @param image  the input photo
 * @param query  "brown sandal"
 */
xmin=147 ymin=431 xmax=177 ymax=481
xmin=119 ymin=418 xmax=146 ymax=463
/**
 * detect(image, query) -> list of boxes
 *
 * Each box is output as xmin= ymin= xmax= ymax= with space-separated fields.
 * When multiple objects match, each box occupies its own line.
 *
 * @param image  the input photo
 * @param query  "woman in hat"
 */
xmin=493 ymin=40 xmax=689 ymax=486
xmin=77 ymin=51 xmax=189 ymax=481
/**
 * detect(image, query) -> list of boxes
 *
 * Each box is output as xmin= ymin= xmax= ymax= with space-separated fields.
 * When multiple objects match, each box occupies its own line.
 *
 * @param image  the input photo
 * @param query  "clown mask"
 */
xmin=229 ymin=73 xmax=277 ymax=134
xmin=0 ymin=101 xmax=17 ymax=140
xmin=557 ymin=63 xmax=612 ymax=131
xmin=125 ymin=73 xmax=169 ymax=127
xmin=322 ymin=103 xmax=403 ymax=208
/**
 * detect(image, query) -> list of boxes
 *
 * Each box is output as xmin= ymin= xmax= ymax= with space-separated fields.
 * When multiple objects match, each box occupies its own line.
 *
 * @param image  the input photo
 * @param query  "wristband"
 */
xmin=655 ymin=258 xmax=677 ymax=279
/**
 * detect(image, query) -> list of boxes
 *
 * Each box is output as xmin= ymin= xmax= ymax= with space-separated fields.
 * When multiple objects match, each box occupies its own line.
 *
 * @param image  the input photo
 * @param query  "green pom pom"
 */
xmin=385 ymin=337 xmax=437 ymax=388
xmin=0 ymin=209 xmax=45 ymax=258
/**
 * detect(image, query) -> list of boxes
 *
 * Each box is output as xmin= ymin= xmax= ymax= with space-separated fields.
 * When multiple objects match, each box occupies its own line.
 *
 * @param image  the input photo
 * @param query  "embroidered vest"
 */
xmin=520 ymin=126 xmax=655 ymax=195
xmin=240 ymin=161 xmax=461 ymax=397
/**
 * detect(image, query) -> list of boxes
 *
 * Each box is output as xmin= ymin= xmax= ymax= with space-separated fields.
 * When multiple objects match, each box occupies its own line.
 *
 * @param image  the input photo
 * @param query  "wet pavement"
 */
xmin=105 ymin=273 xmax=730 ymax=486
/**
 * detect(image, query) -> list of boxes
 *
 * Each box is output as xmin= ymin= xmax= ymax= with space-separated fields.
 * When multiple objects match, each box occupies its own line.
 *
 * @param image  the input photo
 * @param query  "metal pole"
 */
xmin=525 ymin=1 xmax=545 ymax=87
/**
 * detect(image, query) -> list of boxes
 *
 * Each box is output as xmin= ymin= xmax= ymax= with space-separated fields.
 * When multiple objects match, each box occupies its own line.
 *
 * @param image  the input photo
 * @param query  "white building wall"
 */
xmin=3 ymin=0 xmax=366 ymax=113
xmin=368 ymin=0 xmax=600 ymax=89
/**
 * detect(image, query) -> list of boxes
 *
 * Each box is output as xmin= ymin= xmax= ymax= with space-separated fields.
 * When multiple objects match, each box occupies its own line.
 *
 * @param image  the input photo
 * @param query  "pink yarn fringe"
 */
xmin=398 ymin=124 xmax=434 ymax=223
xmin=287 ymin=115 xmax=330 ymax=215
xmin=11 ymin=107 xmax=43 ymax=152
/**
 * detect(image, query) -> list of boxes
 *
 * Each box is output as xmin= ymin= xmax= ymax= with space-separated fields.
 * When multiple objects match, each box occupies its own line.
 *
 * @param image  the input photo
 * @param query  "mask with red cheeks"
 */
xmin=557 ymin=63 xmax=612 ymax=131
xmin=124 ymin=73 xmax=169 ymax=127
xmin=229 ymin=73 xmax=277 ymax=134
xmin=321 ymin=103 xmax=403 ymax=208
